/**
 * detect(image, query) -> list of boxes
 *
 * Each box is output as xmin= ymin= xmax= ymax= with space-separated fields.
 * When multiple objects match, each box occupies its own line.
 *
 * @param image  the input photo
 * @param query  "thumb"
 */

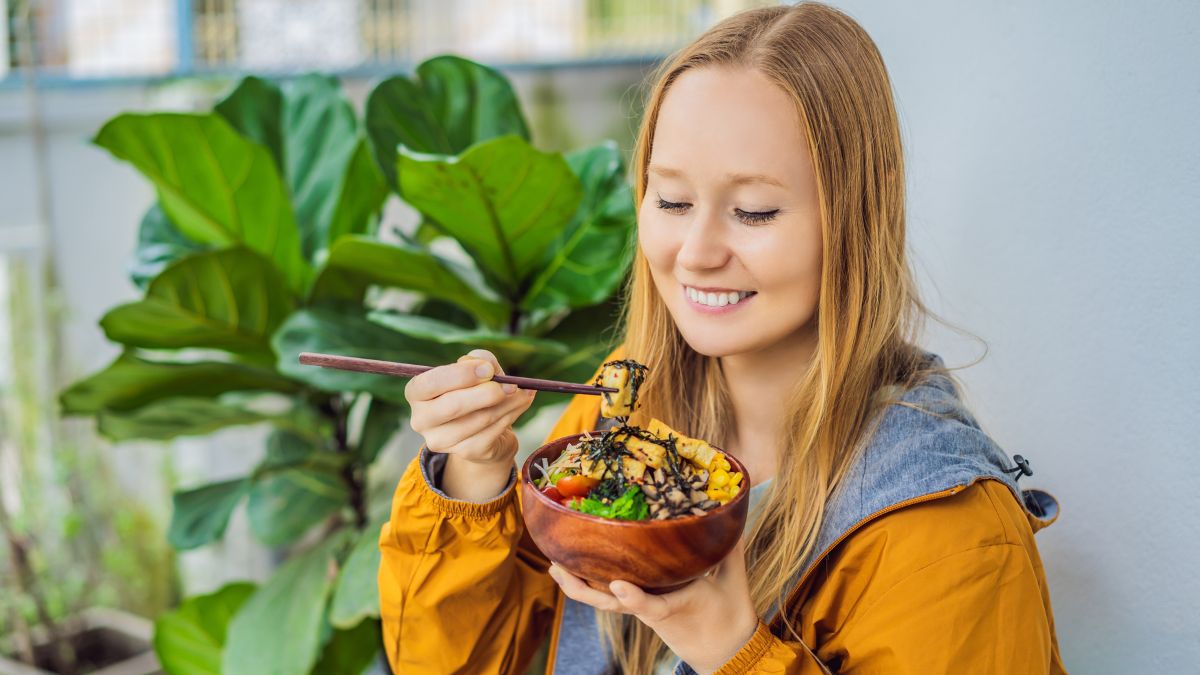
xmin=714 ymin=536 xmax=748 ymax=583
xmin=458 ymin=349 xmax=505 ymax=377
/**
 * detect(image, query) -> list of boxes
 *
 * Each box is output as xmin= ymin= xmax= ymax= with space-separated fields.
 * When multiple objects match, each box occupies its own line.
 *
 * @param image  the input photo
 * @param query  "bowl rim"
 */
xmin=520 ymin=429 xmax=751 ymax=529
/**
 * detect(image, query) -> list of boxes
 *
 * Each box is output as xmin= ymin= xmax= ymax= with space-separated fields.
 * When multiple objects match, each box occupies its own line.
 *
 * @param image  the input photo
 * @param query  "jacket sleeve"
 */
xmin=708 ymin=621 xmax=828 ymax=674
xmin=377 ymin=373 xmax=612 ymax=674
xmin=377 ymin=446 xmax=558 ymax=674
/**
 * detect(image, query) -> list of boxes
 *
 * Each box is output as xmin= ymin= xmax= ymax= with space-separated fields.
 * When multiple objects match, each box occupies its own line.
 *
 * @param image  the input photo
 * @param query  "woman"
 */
xmin=379 ymin=3 xmax=1065 ymax=673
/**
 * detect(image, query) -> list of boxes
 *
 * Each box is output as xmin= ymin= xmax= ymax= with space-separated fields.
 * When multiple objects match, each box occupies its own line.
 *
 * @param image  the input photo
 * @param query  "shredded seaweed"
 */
xmin=573 ymin=419 xmax=691 ymax=496
xmin=618 ymin=423 xmax=690 ymax=488
xmin=579 ymin=432 xmax=633 ymax=493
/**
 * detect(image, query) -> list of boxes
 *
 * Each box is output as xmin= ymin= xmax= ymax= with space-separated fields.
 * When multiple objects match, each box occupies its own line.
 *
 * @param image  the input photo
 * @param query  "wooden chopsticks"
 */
xmin=297 ymin=352 xmax=618 ymax=396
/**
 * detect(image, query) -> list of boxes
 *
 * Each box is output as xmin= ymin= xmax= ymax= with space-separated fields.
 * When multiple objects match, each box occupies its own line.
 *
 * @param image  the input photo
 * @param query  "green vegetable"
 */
xmin=534 ymin=468 xmax=571 ymax=490
xmin=569 ymin=485 xmax=649 ymax=521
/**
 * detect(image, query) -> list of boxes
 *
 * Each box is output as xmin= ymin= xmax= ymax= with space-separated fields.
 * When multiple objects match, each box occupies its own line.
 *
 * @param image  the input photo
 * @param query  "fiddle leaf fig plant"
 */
xmin=61 ymin=55 xmax=634 ymax=674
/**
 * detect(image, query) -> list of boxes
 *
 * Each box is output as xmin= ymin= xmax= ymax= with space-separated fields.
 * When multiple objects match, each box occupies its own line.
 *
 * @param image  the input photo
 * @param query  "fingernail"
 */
xmin=610 ymin=583 xmax=629 ymax=599
xmin=503 ymin=383 xmax=517 ymax=394
xmin=548 ymin=566 xmax=560 ymax=581
xmin=475 ymin=363 xmax=492 ymax=378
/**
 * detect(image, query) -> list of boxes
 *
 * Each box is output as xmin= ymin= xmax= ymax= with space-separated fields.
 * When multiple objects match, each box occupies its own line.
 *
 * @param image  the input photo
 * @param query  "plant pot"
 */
xmin=0 ymin=608 xmax=161 ymax=675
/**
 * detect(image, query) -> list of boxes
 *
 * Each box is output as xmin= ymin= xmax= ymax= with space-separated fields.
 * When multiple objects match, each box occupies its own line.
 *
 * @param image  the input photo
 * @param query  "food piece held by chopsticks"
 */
xmin=594 ymin=359 xmax=649 ymax=419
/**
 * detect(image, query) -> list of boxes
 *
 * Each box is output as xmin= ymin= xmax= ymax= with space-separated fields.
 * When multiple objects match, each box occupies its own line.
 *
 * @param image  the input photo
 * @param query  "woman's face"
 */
xmin=638 ymin=66 xmax=823 ymax=359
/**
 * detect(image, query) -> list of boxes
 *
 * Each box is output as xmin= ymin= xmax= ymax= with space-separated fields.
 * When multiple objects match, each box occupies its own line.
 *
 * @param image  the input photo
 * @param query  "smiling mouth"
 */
xmin=683 ymin=285 xmax=757 ymax=308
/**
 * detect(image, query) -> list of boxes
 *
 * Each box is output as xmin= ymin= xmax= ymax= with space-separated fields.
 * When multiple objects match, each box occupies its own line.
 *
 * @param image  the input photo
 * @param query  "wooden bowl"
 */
xmin=520 ymin=431 xmax=750 ymax=593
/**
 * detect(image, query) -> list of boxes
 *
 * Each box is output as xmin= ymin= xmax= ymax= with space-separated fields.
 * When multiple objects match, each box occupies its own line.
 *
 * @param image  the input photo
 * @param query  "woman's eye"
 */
xmin=655 ymin=195 xmax=778 ymax=224
xmin=735 ymin=208 xmax=779 ymax=225
xmin=656 ymin=197 xmax=690 ymax=214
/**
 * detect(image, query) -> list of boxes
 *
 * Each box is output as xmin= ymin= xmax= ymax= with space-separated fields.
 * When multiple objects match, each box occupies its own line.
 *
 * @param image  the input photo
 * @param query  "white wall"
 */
xmin=828 ymin=1 xmax=1199 ymax=672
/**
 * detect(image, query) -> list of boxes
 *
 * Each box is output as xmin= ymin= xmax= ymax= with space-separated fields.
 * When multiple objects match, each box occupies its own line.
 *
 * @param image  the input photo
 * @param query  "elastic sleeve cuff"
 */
xmin=415 ymin=444 xmax=518 ymax=518
xmin=712 ymin=621 xmax=776 ymax=675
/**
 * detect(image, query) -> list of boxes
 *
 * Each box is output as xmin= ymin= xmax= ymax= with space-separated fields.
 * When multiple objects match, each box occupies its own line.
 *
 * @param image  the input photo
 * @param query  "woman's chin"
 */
xmin=677 ymin=328 xmax=756 ymax=359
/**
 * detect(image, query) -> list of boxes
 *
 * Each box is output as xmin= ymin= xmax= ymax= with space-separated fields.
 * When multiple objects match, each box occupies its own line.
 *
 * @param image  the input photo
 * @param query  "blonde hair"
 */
xmin=601 ymin=3 xmax=945 ymax=672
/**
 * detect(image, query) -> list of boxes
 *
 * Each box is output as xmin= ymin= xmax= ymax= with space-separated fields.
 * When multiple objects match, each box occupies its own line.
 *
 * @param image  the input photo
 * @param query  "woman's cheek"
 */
xmin=637 ymin=211 xmax=679 ymax=272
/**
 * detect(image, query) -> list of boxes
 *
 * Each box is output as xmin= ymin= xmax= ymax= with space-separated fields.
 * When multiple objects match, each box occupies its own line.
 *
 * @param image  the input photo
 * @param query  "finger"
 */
xmin=441 ymin=392 xmax=535 ymax=459
xmin=458 ymin=349 xmax=505 ymax=376
xmin=429 ymin=387 xmax=532 ymax=449
xmin=411 ymin=380 xmax=510 ymax=433
xmin=609 ymin=579 xmax=675 ymax=622
xmin=549 ymin=564 xmax=622 ymax=613
xmin=406 ymin=359 xmax=496 ymax=402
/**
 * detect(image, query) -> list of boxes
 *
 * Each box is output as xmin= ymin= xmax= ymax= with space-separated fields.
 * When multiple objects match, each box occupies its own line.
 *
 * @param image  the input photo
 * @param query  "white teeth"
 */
xmin=686 ymin=286 xmax=753 ymax=307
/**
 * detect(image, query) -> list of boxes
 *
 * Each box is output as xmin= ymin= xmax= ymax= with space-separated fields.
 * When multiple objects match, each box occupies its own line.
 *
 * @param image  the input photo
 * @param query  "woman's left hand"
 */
xmin=548 ymin=538 xmax=759 ymax=675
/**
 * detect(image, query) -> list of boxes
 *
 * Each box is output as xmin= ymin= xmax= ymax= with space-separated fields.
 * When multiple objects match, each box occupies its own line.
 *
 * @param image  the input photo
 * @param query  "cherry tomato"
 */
xmin=539 ymin=485 xmax=563 ymax=502
xmin=555 ymin=474 xmax=599 ymax=498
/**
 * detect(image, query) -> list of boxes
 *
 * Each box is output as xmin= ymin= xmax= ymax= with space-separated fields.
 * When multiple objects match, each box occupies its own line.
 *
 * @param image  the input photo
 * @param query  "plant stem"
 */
xmin=0 ymin=495 xmax=76 ymax=673
xmin=330 ymin=396 xmax=367 ymax=528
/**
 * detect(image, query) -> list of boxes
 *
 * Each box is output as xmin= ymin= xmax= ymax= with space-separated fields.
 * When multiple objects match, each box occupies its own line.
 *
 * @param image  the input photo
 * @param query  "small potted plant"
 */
xmin=0 ymin=457 xmax=169 ymax=674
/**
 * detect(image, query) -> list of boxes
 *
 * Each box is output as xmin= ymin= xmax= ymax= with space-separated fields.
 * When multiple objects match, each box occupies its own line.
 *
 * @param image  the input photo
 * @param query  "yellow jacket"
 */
xmin=379 ymin=351 xmax=1066 ymax=674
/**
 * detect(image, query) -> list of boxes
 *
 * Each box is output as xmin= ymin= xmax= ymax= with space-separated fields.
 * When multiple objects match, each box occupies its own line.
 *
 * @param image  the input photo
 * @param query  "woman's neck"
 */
xmin=718 ymin=327 xmax=818 ymax=484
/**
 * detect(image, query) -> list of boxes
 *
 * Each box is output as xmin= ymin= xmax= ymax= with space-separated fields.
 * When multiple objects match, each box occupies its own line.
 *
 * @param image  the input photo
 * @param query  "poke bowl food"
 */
xmin=520 ymin=359 xmax=750 ymax=592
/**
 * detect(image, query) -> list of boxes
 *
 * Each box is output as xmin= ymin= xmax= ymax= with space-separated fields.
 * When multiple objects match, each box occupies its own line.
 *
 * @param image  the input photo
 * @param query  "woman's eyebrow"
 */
xmin=647 ymin=164 xmax=784 ymax=188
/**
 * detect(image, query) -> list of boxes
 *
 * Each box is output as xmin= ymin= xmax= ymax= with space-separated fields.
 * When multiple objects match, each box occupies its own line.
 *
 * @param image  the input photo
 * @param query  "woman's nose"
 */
xmin=675 ymin=208 xmax=731 ymax=272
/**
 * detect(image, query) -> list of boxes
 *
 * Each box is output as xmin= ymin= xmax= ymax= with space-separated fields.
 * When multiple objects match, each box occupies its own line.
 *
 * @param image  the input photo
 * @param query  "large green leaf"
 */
xmin=60 ymin=352 xmax=297 ymax=414
xmin=312 ymin=618 xmax=380 ymax=675
xmin=222 ymin=533 xmax=350 ymax=675
xmin=273 ymin=306 xmax=462 ymax=404
xmin=366 ymin=311 xmax=567 ymax=371
xmin=365 ymin=55 xmax=530 ymax=189
xmin=309 ymin=235 xmax=508 ymax=328
xmin=411 ymin=297 xmax=476 ymax=328
xmin=153 ymin=582 xmax=256 ymax=675
xmin=97 ymin=396 xmax=270 ymax=442
xmin=93 ymin=113 xmax=310 ymax=294
xmin=521 ymin=141 xmax=636 ymax=315
xmin=324 ymin=139 xmax=389 ymax=249
xmin=246 ymin=430 xmax=347 ymax=547
xmin=214 ymin=76 xmax=285 ymax=167
xmin=130 ymin=204 xmax=207 ymax=291
xmin=217 ymin=75 xmax=388 ymax=260
xmin=328 ymin=523 xmax=384 ymax=629
xmin=520 ymin=297 xmax=624 ymax=419
xmin=168 ymin=478 xmax=250 ymax=550
xmin=358 ymin=397 xmax=405 ymax=465
xmin=397 ymin=136 xmax=582 ymax=294
xmin=101 ymin=248 xmax=295 ymax=359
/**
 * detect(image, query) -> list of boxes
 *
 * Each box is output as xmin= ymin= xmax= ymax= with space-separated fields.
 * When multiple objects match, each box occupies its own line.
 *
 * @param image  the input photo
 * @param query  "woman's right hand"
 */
xmin=405 ymin=349 xmax=537 ymax=501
